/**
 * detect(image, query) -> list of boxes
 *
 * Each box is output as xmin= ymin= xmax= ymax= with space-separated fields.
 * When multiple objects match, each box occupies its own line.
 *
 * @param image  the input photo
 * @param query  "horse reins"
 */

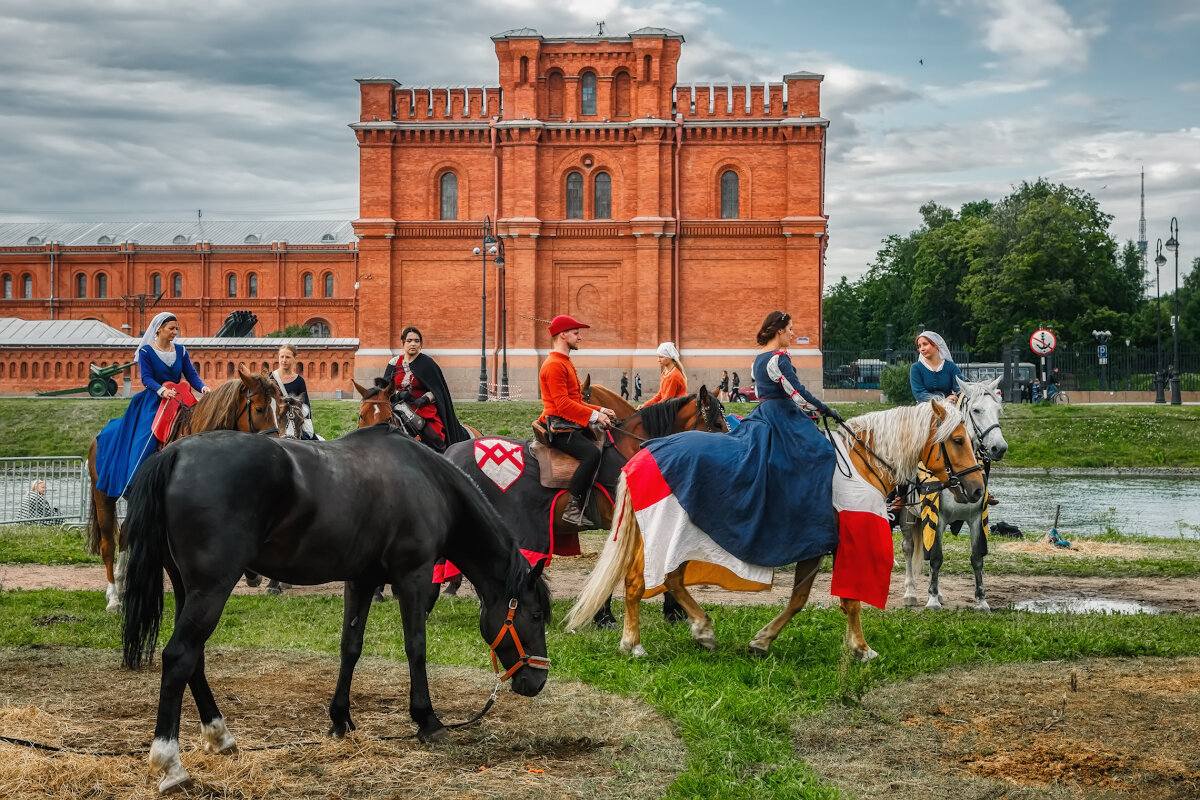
xmin=242 ymin=386 xmax=280 ymax=436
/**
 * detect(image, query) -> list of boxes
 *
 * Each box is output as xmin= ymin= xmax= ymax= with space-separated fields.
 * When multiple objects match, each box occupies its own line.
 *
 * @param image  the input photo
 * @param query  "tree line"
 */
xmin=824 ymin=178 xmax=1199 ymax=360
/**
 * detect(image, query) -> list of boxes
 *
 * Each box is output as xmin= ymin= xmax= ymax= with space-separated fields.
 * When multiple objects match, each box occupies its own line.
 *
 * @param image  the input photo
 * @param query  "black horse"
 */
xmin=121 ymin=425 xmax=550 ymax=794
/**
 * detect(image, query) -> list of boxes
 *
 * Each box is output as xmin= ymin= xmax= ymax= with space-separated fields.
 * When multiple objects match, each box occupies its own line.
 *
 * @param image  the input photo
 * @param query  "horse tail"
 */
xmin=565 ymin=472 xmax=640 ymax=631
xmin=85 ymin=487 xmax=103 ymax=556
xmin=121 ymin=446 xmax=179 ymax=670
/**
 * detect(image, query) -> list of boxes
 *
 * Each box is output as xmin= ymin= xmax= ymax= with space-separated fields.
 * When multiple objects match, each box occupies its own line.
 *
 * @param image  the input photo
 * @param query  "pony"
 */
xmin=899 ymin=377 xmax=1007 ymax=611
xmin=444 ymin=389 xmax=727 ymax=625
xmin=86 ymin=365 xmax=285 ymax=612
xmin=120 ymin=425 xmax=550 ymax=794
xmin=566 ymin=401 xmax=985 ymax=661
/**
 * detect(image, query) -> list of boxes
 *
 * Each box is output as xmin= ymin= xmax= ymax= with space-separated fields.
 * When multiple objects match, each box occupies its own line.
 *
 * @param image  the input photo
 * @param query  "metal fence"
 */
xmin=0 ymin=456 xmax=90 ymax=526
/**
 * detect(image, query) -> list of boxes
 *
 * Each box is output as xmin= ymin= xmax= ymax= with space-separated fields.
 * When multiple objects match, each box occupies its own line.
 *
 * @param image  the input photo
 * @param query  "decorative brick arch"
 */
xmin=710 ymin=159 xmax=752 ymax=219
xmin=552 ymin=150 xmax=627 ymax=219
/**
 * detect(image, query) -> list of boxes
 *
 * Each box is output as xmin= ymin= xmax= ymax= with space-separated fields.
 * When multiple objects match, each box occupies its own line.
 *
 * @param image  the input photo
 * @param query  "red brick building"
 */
xmin=352 ymin=26 xmax=828 ymax=396
xmin=1 ymin=27 xmax=829 ymax=399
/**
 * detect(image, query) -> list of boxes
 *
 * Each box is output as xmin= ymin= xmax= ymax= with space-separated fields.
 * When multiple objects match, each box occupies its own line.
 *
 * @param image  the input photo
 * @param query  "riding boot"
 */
xmin=561 ymin=495 xmax=594 ymax=528
xmin=986 ymin=492 xmax=999 ymax=506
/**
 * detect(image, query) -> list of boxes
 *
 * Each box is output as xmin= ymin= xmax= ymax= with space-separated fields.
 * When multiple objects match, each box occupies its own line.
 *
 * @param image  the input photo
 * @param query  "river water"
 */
xmin=987 ymin=473 xmax=1200 ymax=539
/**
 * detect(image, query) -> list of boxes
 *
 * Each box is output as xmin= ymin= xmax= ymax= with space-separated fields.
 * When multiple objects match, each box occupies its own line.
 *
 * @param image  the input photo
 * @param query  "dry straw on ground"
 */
xmin=998 ymin=538 xmax=1150 ymax=559
xmin=0 ymin=646 xmax=683 ymax=799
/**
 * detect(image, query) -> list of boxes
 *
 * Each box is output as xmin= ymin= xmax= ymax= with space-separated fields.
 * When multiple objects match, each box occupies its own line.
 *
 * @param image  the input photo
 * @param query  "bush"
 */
xmin=266 ymin=324 xmax=314 ymax=338
xmin=879 ymin=362 xmax=914 ymax=404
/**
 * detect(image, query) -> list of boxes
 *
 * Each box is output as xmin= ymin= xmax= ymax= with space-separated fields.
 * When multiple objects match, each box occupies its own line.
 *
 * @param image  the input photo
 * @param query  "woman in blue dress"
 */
xmin=909 ymin=330 xmax=963 ymax=403
xmin=642 ymin=310 xmax=845 ymax=567
xmin=94 ymin=312 xmax=209 ymax=497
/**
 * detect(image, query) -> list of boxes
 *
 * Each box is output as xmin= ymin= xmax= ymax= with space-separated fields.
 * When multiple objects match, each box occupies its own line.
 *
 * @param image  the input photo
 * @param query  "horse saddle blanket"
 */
xmin=473 ymin=438 xmax=526 ymax=492
xmin=529 ymin=437 xmax=603 ymax=490
xmin=151 ymin=381 xmax=198 ymax=442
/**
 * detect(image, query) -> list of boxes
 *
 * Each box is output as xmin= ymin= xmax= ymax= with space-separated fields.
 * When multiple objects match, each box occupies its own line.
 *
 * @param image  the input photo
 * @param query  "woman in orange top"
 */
xmin=639 ymin=341 xmax=687 ymax=408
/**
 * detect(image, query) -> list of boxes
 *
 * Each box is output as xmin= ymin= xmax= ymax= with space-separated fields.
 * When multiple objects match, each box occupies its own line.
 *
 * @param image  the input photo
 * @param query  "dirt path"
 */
xmin=5 ymin=557 xmax=1199 ymax=614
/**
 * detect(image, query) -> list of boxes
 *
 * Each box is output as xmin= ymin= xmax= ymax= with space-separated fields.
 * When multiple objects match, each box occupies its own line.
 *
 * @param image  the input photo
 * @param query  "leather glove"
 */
xmin=823 ymin=406 xmax=845 ymax=425
xmin=412 ymin=393 xmax=433 ymax=409
xmin=395 ymin=389 xmax=415 ymax=404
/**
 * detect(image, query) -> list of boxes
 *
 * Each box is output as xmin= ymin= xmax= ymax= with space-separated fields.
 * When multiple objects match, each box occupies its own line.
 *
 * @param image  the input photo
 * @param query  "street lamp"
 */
xmin=473 ymin=216 xmax=499 ymax=402
xmin=1092 ymin=329 xmax=1111 ymax=391
xmin=1154 ymin=239 xmax=1167 ymax=403
xmin=1166 ymin=217 xmax=1181 ymax=405
xmin=494 ymin=237 xmax=508 ymax=399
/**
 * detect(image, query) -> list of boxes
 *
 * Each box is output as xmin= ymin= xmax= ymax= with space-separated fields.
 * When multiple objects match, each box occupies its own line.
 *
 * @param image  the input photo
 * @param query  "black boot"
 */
xmin=561 ymin=495 xmax=594 ymax=528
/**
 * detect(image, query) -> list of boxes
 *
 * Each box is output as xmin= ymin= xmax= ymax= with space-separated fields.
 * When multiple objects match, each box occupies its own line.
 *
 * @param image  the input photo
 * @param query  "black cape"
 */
xmin=383 ymin=353 xmax=470 ymax=445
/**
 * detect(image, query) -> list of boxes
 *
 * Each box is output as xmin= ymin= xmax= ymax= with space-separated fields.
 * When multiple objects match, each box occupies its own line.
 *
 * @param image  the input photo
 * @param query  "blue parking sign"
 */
xmin=1098 ymin=344 xmax=1108 ymax=359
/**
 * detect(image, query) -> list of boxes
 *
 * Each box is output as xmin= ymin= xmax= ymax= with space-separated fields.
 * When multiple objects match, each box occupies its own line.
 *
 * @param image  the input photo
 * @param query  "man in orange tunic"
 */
xmin=538 ymin=315 xmax=615 ymax=527
xmin=639 ymin=341 xmax=688 ymax=407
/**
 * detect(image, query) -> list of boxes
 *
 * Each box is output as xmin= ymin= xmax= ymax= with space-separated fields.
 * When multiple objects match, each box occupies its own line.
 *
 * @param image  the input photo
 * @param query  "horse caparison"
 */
xmin=566 ymin=400 xmax=986 ymax=661
xmin=85 ymin=365 xmax=285 ymax=612
xmin=120 ymin=425 xmax=550 ymax=794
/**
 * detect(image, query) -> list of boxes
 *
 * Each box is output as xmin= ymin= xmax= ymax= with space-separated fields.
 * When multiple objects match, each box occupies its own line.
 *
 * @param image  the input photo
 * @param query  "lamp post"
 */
xmin=1125 ymin=338 xmax=1132 ymax=391
xmin=1166 ymin=217 xmax=1181 ymax=405
xmin=494 ymin=237 xmax=508 ymax=399
xmin=1154 ymin=240 xmax=1167 ymax=403
xmin=1092 ymin=329 xmax=1111 ymax=391
xmin=474 ymin=216 xmax=498 ymax=402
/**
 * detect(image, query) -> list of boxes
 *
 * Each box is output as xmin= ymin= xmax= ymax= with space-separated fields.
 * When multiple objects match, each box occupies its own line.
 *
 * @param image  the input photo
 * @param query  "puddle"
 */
xmin=1011 ymin=596 xmax=1162 ymax=615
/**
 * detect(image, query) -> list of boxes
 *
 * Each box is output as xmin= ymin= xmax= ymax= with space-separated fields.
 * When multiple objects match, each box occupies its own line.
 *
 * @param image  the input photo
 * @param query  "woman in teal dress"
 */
xmin=93 ymin=312 xmax=209 ymax=497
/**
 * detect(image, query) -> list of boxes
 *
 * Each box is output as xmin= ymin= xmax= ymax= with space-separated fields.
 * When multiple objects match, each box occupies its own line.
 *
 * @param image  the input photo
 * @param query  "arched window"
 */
xmin=32 ymin=362 xmax=38 ymax=379
xmin=96 ymin=274 xmax=108 ymax=298
xmin=248 ymin=273 xmax=258 ymax=298
xmin=306 ymin=319 xmax=331 ymax=338
xmin=172 ymin=273 xmax=183 ymax=298
xmin=547 ymin=71 xmax=564 ymax=118
xmin=172 ymin=234 xmax=188 ymax=244
xmin=519 ymin=56 xmax=529 ymax=84
xmin=244 ymin=234 xmax=260 ymax=244
xmin=151 ymin=273 xmax=162 ymax=296
xmin=323 ymin=272 xmax=334 ymax=297
xmin=22 ymin=274 xmax=32 ymax=298
xmin=331 ymin=362 xmax=339 ymax=379
xmin=98 ymin=235 xmax=113 ymax=245
xmin=227 ymin=273 xmax=237 ymax=298
xmin=67 ymin=362 xmax=74 ymax=379
xmin=55 ymin=362 xmax=62 ymax=378
xmin=76 ymin=274 xmax=87 ymax=298
xmin=643 ymin=55 xmax=652 ymax=80
xmin=321 ymin=232 xmax=336 ymax=243
xmin=27 ymin=236 xmax=41 ymax=246
xmin=720 ymin=170 xmax=739 ymax=219
xmin=580 ymin=72 xmax=597 ymax=116
xmin=566 ymin=171 xmax=584 ymax=219
xmin=613 ymin=71 xmax=631 ymax=117
xmin=302 ymin=273 xmax=313 ymax=298
xmin=2 ymin=274 xmax=11 ymax=299
xmin=593 ymin=172 xmax=611 ymax=219
xmin=440 ymin=172 xmax=458 ymax=220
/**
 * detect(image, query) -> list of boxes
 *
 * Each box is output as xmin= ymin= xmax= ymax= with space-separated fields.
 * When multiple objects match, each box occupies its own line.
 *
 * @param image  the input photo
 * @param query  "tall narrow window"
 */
xmin=548 ymin=72 xmax=564 ymax=117
xmin=519 ymin=56 xmax=528 ymax=84
xmin=593 ymin=172 xmax=611 ymax=219
xmin=566 ymin=171 xmax=584 ymax=219
xmin=580 ymin=72 xmax=597 ymax=116
xmin=76 ymin=274 xmax=87 ymax=298
xmin=22 ymin=274 xmax=33 ymax=298
xmin=172 ymin=273 xmax=182 ymax=298
xmin=643 ymin=55 xmax=652 ymax=80
xmin=303 ymin=273 xmax=313 ymax=298
xmin=151 ymin=273 xmax=162 ymax=296
xmin=2 ymin=274 xmax=11 ymax=299
xmin=324 ymin=272 xmax=334 ymax=297
xmin=720 ymin=170 xmax=739 ymax=219
xmin=248 ymin=273 xmax=258 ymax=298
xmin=440 ymin=172 xmax=458 ymax=220
xmin=96 ymin=274 xmax=108 ymax=298
xmin=613 ymin=71 xmax=631 ymax=117
xmin=227 ymin=274 xmax=237 ymax=298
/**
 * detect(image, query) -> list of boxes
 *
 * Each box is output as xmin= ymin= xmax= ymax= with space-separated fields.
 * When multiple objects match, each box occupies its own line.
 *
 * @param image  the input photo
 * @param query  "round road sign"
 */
xmin=1030 ymin=329 xmax=1057 ymax=355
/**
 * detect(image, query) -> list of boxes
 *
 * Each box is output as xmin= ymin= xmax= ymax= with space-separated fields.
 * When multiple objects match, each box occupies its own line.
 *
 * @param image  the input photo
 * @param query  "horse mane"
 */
xmin=187 ymin=373 xmax=276 ymax=432
xmin=843 ymin=400 xmax=964 ymax=483
xmin=632 ymin=394 xmax=695 ymax=439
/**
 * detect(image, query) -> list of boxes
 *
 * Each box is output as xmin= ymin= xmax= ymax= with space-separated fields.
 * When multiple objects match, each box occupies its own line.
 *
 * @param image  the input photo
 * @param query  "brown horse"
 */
xmin=566 ymin=401 xmax=986 ymax=660
xmin=580 ymin=375 xmax=635 ymax=418
xmin=86 ymin=365 xmax=285 ymax=611
xmin=352 ymin=379 xmax=482 ymax=438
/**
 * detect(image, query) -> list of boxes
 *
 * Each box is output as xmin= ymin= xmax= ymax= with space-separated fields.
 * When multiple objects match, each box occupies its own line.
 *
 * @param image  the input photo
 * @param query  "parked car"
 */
xmin=730 ymin=381 xmax=759 ymax=402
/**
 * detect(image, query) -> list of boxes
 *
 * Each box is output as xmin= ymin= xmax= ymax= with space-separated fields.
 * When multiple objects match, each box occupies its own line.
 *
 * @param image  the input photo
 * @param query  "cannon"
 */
xmin=36 ymin=361 xmax=138 ymax=398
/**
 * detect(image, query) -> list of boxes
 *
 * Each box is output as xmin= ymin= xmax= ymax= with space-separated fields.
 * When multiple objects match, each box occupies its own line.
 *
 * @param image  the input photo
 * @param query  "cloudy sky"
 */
xmin=0 ymin=0 xmax=1196 ymax=284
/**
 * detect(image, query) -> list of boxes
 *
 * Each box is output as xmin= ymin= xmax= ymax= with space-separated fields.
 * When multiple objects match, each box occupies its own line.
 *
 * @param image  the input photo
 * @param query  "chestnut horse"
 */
xmin=352 ymin=378 xmax=481 ymax=439
xmin=566 ymin=401 xmax=986 ymax=660
xmin=86 ymin=365 xmax=285 ymax=611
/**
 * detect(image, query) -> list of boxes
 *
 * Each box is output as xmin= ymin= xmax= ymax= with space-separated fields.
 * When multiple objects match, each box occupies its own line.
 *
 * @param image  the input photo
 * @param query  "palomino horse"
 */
xmin=900 ymin=377 xmax=1007 ymax=611
xmin=86 ymin=365 xmax=285 ymax=612
xmin=445 ymin=390 xmax=727 ymax=622
xmin=566 ymin=401 xmax=986 ymax=660
xmin=121 ymin=425 xmax=550 ymax=794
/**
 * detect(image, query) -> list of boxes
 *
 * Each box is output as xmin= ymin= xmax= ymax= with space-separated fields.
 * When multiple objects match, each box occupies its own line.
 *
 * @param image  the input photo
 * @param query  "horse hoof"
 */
xmin=418 ymin=726 xmax=449 ymax=744
xmin=696 ymin=636 xmax=717 ymax=651
xmin=855 ymin=647 xmax=880 ymax=663
xmin=976 ymin=601 xmax=991 ymax=613
xmin=158 ymin=773 xmax=193 ymax=795
xmin=278 ymin=582 xmax=293 ymax=591
xmin=592 ymin=609 xmax=618 ymax=629
xmin=372 ymin=591 xmax=386 ymax=604
xmin=747 ymin=643 xmax=770 ymax=658
xmin=631 ymin=645 xmax=647 ymax=658
xmin=925 ymin=598 xmax=944 ymax=611
xmin=903 ymin=595 xmax=921 ymax=608
xmin=106 ymin=598 xmax=121 ymax=613
xmin=244 ymin=575 xmax=262 ymax=588
xmin=266 ymin=586 xmax=281 ymax=595
xmin=201 ymin=718 xmax=237 ymax=755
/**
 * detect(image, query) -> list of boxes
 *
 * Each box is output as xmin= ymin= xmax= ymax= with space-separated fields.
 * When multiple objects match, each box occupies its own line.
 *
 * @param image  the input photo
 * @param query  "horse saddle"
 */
xmin=529 ymin=420 xmax=603 ymax=490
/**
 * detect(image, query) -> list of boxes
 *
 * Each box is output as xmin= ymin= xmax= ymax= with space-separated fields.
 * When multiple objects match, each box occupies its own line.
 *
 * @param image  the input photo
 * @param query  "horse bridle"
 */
xmin=488 ymin=598 xmax=550 ymax=682
xmin=957 ymin=391 xmax=1001 ymax=458
xmin=242 ymin=386 xmax=280 ymax=436
xmin=606 ymin=394 xmax=726 ymax=444
xmin=833 ymin=418 xmax=982 ymax=499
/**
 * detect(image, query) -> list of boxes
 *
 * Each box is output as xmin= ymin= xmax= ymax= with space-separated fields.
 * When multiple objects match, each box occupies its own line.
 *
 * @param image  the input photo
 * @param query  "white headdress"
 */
xmin=916 ymin=330 xmax=952 ymax=369
xmin=656 ymin=341 xmax=680 ymax=361
xmin=138 ymin=312 xmax=178 ymax=354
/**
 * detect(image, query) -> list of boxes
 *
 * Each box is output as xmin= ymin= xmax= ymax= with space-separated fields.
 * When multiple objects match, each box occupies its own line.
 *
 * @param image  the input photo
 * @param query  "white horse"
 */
xmin=900 ymin=376 xmax=1007 ymax=611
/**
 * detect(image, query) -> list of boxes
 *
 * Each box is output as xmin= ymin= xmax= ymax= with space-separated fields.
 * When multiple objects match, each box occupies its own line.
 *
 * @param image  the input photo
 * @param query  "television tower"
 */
xmin=1138 ymin=167 xmax=1148 ymax=296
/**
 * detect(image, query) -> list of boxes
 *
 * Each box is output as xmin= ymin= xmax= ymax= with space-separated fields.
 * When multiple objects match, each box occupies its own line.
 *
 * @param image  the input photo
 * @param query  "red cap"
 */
xmin=548 ymin=314 xmax=589 ymax=337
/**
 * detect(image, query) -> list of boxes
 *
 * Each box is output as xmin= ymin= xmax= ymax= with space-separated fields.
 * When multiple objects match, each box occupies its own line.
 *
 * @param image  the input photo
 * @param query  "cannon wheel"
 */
xmin=105 ymin=377 xmax=119 ymax=396
xmin=87 ymin=377 xmax=108 ymax=397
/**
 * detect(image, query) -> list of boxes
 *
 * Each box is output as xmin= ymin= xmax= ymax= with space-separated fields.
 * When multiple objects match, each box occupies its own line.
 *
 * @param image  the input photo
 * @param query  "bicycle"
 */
xmin=1045 ymin=384 xmax=1069 ymax=404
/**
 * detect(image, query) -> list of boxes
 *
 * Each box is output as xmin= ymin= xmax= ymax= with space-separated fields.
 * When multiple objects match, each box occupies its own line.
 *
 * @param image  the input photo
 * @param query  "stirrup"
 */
xmin=561 ymin=496 xmax=593 ymax=528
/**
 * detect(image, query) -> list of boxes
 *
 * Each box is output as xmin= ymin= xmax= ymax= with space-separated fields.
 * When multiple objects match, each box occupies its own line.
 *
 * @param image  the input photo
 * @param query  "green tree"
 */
xmin=266 ymin=324 xmax=314 ymax=338
xmin=821 ymin=276 xmax=866 ymax=354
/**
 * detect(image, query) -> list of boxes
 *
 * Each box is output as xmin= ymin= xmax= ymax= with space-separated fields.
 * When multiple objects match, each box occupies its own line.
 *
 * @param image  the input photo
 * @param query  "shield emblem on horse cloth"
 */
xmin=474 ymin=438 xmax=525 ymax=491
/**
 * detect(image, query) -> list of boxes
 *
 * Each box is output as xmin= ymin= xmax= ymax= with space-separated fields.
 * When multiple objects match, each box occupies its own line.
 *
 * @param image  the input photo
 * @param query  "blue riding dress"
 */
xmin=909 ymin=359 xmax=964 ymax=402
xmin=642 ymin=350 xmax=838 ymax=566
xmin=94 ymin=344 xmax=205 ymax=498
